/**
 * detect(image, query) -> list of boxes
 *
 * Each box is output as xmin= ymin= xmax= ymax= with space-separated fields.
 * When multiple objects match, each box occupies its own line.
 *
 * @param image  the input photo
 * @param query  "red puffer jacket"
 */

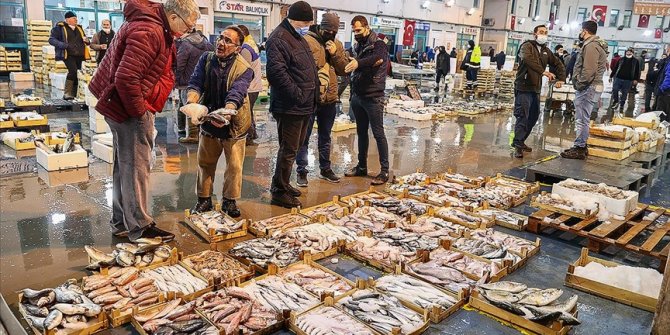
xmin=89 ymin=0 xmax=176 ymax=123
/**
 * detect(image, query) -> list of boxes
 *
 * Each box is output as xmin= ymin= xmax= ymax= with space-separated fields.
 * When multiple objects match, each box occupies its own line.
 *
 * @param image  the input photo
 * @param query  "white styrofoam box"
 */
xmin=90 ymin=116 xmax=110 ymax=134
xmin=92 ymin=140 xmax=113 ymax=163
xmin=88 ymin=107 xmax=105 ymax=120
xmin=36 ymin=144 xmax=88 ymax=171
xmin=42 ymin=45 xmax=55 ymax=55
xmin=38 ymin=166 xmax=89 ymax=187
xmin=552 ymin=180 xmax=638 ymax=217
xmin=10 ymin=72 xmax=34 ymax=82
xmin=387 ymin=98 xmax=425 ymax=109
xmin=397 ymin=110 xmax=434 ymax=121
xmin=49 ymin=72 xmax=67 ymax=90
xmin=84 ymin=85 xmax=98 ymax=107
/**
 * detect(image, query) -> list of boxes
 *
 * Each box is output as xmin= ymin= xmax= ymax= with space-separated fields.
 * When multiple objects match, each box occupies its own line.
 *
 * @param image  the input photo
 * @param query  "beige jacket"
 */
xmin=304 ymin=32 xmax=349 ymax=105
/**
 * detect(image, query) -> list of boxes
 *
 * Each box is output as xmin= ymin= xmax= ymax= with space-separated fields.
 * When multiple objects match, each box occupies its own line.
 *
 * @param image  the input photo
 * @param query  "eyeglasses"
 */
xmin=217 ymin=35 xmax=240 ymax=47
xmin=175 ymin=12 xmax=195 ymax=31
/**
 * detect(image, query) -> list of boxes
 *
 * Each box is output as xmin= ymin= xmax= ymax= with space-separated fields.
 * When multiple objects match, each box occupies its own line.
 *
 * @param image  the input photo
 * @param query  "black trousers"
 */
xmin=351 ymin=95 xmax=389 ymax=172
xmin=64 ymin=55 xmax=84 ymax=94
xmin=513 ymin=91 xmax=540 ymax=147
xmin=436 ymin=69 xmax=449 ymax=86
xmin=271 ymin=113 xmax=311 ymax=195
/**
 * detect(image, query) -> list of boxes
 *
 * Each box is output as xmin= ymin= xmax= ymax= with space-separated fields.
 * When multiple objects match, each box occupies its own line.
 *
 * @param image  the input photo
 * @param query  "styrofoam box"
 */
xmin=42 ymin=45 xmax=55 ymax=55
xmin=92 ymin=141 xmax=113 ymax=163
xmin=88 ymin=107 xmax=105 ymax=121
xmin=397 ymin=110 xmax=434 ymax=121
xmin=90 ymin=116 xmax=110 ymax=134
xmin=387 ymin=98 xmax=425 ymax=109
xmin=84 ymin=85 xmax=98 ymax=107
xmin=552 ymin=182 xmax=639 ymax=217
xmin=36 ymin=144 xmax=88 ymax=171
xmin=49 ymin=72 xmax=67 ymax=90
xmin=38 ymin=166 xmax=89 ymax=187
xmin=10 ymin=72 xmax=34 ymax=82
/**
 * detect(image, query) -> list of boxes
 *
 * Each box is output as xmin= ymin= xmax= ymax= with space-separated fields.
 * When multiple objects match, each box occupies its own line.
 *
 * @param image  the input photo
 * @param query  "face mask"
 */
xmin=625 ymin=54 xmax=633 ymax=58
xmin=536 ymin=35 xmax=548 ymax=45
xmin=354 ymin=33 xmax=366 ymax=42
xmin=578 ymin=32 xmax=585 ymax=42
xmin=103 ymin=28 xmax=111 ymax=34
xmin=295 ymin=26 xmax=309 ymax=36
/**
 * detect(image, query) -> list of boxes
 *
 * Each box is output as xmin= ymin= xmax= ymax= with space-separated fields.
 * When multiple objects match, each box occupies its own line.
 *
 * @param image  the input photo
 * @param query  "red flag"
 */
xmin=655 ymin=28 xmax=662 ymax=39
xmin=591 ymin=5 xmax=607 ymax=26
xmin=638 ymin=15 xmax=650 ymax=28
xmin=511 ymin=15 xmax=516 ymax=30
xmin=403 ymin=20 xmax=415 ymax=47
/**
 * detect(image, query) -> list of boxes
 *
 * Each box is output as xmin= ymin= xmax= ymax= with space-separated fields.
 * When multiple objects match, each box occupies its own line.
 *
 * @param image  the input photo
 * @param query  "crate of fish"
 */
xmin=391 ymin=171 xmax=430 ymax=185
xmin=488 ymin=173 xmax=540 ymax=197
xmin=0 ymin=113 xmax=12 ymax=128
xmin=396 ymin=215 xmax=468 ymax=239
xmin=276 ymin=252 xmax=356 ymax=300
xmin=333 ymin=280 xmax=430 ymax=335
xmin=4 ymin=135 xmax=37 ymax=150
xmin=248 ymin=209 xmax=311 ymax=237
xmin=183 ymin=208 xmax=248 ymax=243
xmin=469 ymin=281 xmax=580 ymax=335
xmin=131 ymin=298 xmax=220 ymax=335
xmin=227 ymin=237 xmax=302 ymax=273
xmin=271 ymin=223 xmax=356 ymax=262
xmin=299 ymin=198 xmax=351 ymax=222
xmin=612 ymin=115 xmax=658 ymax=130
xmin=345 ymin=234 xmax=422 ymax=273
xmin=11 ymin=94 xmax=43 ymax=106
xmin=181 ymin=250 xmax=254 ymax=289
xmin=463 ymin=229 xmax=541 ymax=272
xmin=565 ymin=248 xmax=660 ymax=312
xmin=360 ymin=193 xmax=434 ymax=218
xmin=140 ymin=262 xmax=214 ymax=302
xmin=289 ymin=297 xmax=380 ymax=335
xmin=475 ymin=206 xmax=529 ymax=231
xmin=44 ymin=132 xmax=81 ymax=146
xmin=11 ymin=112 xmax=48 ymax=127
xmin=446 ymin=235 xmax=524 ymax=270
xmin=84 ymin=240 xmax=178 ymax=272
xmin=194 ymin=287 xmax=286 ymax=334
xmin=239 ymin=274 xmax=321 ymax=314
xmin=530 ymin=192 xmax=598 ymax=220
xmin=434 ymin=207 xmax=494 ymax=230
xmin=18 ymin=280 xmax=109 ymax=335
xmin=328 ymin=206 xmax=404 ymax=235
xmin=438 ymin=169 xmax=488 ymax=188
xmin=372 ymin=227 xmax=440 ymax=255
xmin=338 ymin=187 xmax=391 ymax=207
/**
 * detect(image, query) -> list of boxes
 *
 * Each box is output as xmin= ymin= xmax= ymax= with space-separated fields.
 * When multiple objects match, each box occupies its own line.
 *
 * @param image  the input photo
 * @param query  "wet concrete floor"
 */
xmin=0 ymin=84 xmax=668 ymax=334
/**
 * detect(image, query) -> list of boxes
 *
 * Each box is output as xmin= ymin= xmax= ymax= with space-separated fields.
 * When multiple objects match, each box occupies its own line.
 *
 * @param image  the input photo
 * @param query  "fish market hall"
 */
xmin=1 ymin=0 xmax=670 ymax=334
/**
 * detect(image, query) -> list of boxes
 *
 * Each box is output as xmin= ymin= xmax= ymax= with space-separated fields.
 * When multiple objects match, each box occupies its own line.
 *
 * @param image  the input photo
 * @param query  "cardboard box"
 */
xmin=92 ymin=140 xmax=113 ymax=163
xmin=36 ymin=144 xmax=88 ymax=171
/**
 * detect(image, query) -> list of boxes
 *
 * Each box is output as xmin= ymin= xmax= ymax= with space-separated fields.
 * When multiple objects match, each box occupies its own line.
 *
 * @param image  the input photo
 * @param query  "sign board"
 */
xmin=371 ymin=16 xmax=403 ymax=28
xmin=416 ymin=22 xmax=431 ymax=31
xmin=216 ymin=1 xmax=271 ymax=16
xmin=633 ymin=0 xmax=670 ymax=15
xmin=509 ymin=33 xmax=524 ymax=40
xmin=634 ymin=42 xmax=661 ymax=49
xmin=462 ymin=27 xmax=479 ymax=35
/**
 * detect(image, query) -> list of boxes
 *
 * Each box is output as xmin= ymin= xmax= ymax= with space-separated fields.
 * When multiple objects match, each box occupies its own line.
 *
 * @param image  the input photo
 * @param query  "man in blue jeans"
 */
xmin=343 ymin=16 xmax=390 ymax=185
xmin=512 ymin=24 xmax=565 ymax=158
xmin=609 ymin=48 xmax=640 ymax=114
xmin=561 ymin=21 xmax=608 ymax=160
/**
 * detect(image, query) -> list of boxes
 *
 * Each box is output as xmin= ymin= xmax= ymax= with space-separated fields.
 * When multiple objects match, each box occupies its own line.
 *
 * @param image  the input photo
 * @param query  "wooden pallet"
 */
xmin=527 ymin=205 xmax=669 ymax=272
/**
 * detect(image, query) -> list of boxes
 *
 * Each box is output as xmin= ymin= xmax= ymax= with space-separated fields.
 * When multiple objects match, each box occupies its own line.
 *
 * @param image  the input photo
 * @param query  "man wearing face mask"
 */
xmin=609 ymin=48 xmax=640 ymax=114
xmin=49 ymin=11 xmax=90 ymax=100
xmin=296 ymin=12 xmax=349 ymax=187
xmin=512 ymin=25 xmax=565 ymax=158
xmin=266 ymin=1 xmax=319 ymax=208
xmin=344 ymin=15 xmax=391 ymax=185
xmin=561 ymin=21 xmax=608 ymax=160
xmin=89 ymin=0 xmax=200 ymax=241
xmin=435 ymin=46 xmax=450 ymax=92
xmin=182 ymin=26 xmax=253 ymax=217
xmin=90 ymin=19 xmax=115 ymax=63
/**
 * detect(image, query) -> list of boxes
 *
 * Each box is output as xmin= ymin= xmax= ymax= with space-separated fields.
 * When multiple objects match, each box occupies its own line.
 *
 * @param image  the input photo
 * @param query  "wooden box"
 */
xmin=36 ymin=144 xmax=88 ymax=171
xmin=92 ymin=140 xmax=114 ymax=163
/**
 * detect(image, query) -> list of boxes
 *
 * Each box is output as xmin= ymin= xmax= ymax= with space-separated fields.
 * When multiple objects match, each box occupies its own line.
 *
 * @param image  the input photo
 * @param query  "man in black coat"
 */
xmin=435 ymin=46 xmax=450 ymax=92
xmin=609 ymin=48 xmax=641 ymax=113
xmin=266 ymin=1 xmax=319 ymax=208
xmin=496 ymin=50 xmax=506 ymax=70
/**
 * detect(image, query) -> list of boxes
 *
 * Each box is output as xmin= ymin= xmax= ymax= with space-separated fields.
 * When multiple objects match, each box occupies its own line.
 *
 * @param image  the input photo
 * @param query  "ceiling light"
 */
xmin=644 ymin=30 xmax=652 ymax=36
xmin=421 ymin=1 xmax=430 ymax=9
xmin=467 ymin=8 xmax=476 ymax=15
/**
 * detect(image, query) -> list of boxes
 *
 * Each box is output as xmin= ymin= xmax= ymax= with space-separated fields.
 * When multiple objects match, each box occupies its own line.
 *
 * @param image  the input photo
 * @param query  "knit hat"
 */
xmin=320 ymin=12 xmax=339 ymax=32
xmin=64 ymin=11 xmax=76 ymax=19
xmin=288 ymin=1 xmax=313 ymax=22
xmin=468 ymin=40 xmax=475 ymax=48
xmin=582 ymin=20 xmax=597 ymax=34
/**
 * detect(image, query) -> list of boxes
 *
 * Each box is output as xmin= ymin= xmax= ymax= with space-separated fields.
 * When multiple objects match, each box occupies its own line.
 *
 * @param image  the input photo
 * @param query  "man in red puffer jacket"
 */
xmin=89 ymin=0 xmax=200 ymax=242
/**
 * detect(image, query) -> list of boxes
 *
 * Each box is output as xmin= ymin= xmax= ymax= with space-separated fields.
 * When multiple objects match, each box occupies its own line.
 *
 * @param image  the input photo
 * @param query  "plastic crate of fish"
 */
xmin=183 ymin=208 xmax=248 ymax=243
xmin=140 ymin=263 xmax=214 ymax=302
xmin=276 ymin=252 xmax=356 ymax=300
xmin=289 ymin=299 xmax=380 ymax=335
xmin=248 ymin=209 xmax=311 ymax=237
xmin=181 ymin=250 xmax=253 ymax=288
xmin=130 ymin=299 xmax=219 ymax=335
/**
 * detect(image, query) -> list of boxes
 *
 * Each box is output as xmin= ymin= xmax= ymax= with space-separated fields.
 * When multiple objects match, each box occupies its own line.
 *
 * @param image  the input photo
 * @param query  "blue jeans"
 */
xmin=512 ymin=91 xmax=540 ymax=147
xmin=351 ymin=94 xmax=389 ymax=172
xmin=611 ymin=78 xmax=632 ymax=108
xmin=574 ymin=85 xmax=601 ymax=148
xmin=296 ymin=103 xmax=337 ymax=174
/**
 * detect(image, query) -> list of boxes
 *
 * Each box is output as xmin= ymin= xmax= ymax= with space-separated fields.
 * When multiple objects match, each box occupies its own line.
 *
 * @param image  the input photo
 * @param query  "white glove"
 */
xmin=179 ymin=103 xmax=208 ymax=125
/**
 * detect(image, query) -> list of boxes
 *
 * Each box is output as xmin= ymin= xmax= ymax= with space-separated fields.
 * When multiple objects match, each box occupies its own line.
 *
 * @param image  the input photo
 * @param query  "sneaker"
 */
xmin=345 ymin=165 xmax=368 ymax=177
xmin=521 ymin=144 xmax=532 ymax=152
xmin=560 ymin=146 xmax=587 ymax=160
xmin=287 ymin=184 xmax=302 ymax=197
xmin=513 ymin=146 xmax=524 ymax=158
xmin=222 ymin=198 xmax=241 ymax=218
xmin=132 ymin=224 xmax=175 ymax=243
xmin=320 ymin=169 xmax=341 ymax=183
xmin=271 ymin=193 xmax=302 ymax=209
xmin=371 ymin=172 xmax=389 ymax=185
xmin=191 ymin=197 xmax=213 ymax=214
xmin=178 ymin=137 xmax=198 ymax=144
xmin=296 ymin=173 xmax=308 ymax=187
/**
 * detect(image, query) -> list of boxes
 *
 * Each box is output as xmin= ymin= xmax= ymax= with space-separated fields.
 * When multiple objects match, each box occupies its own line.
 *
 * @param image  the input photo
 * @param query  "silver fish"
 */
xmin=116 ymin=250 xmax=136 ymax=267
xmin=19 ymin=288 xmax=54 ymax=299
xmin=517 ymin=288 xmax=563 ymax=306
xmin=24 ymin=315 xmax=46 ymax=331
xmin=21 ymin=304 xmax=49 ymax=317
xmin=116 ymin=243 xmax=140 ymax=254
xmin=479 ymin=281 xmax=527 ymax=293
xmin=84 ymin=245 xmax=115 ymax=263
xmin=54 ymin=287 xmax=83 ymax=304
xmin=43 ymin=309 xmax=63 ymax=330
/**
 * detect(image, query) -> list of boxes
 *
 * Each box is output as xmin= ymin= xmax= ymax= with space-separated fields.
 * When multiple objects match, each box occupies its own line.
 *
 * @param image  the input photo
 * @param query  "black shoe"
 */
xmin=371 ymin=172 xmax=389 ymax=185
xmin=514 ymin=146 xmax=524 ymax=158
xmin=177 ymin=130 xmax=186 ymax=136
xmin=521 ymin=144 xmax=532 ymax=152
xmin=191 ymin=197 xmax=213 ymax=214
xmin=133 ymin=224 xmax=175 ymax=243
xmin=222 ymin=198 xmax=240 ymax=218
xmin=434 ymin=87 xmax=439 ymax=92
xmin=271 ymin=193 xmax=301 ymax=208
xmin=320 ymin=169 xmax=341 ymax=183
xmin=560 ymin=146 xmax=587 ymax=160
xmin=345 ymin=165 xmax=368 ymax=177
xmin=287 ymin=184 xmax=302 ymax=197
xmin=297 ymin=173 xmax=308 ymax=187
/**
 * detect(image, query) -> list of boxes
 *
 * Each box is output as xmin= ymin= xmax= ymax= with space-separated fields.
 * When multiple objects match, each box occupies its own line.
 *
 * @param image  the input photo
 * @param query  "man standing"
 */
xmin=176 ymin=28 xmax=214 ymax=142
xmin=488 ymin=47 xmax=495 ymax=62
xmin=566 ymin=45 xmax=580 ymax=82
xmin=656 ymin=49 xmax=670 ymax=121
xmin=496 ymin=50 xmax=506 ymax=70
xmin=548 ymin=44 xmax=564 ymax=75
xmin=561 ymin=21 xmax=608 ymax=160
xmin=266 ymin=1 xmax=318 ymax=208
xmin=88 ymin=0 xmax=200 ymax=241
xmin=183 ymin=26 xmax=253 ymax=217
xmin=450 ymin=47 xmax=457 ymax=58
xmin=49 ymin=11 xmax=90 ymax=100
xmin=238 ymin=25 xmax=262 ymax=143
xmin=512 ymin=25 xmax=565 ymax=158
xmin=609 ymin=48 xmax=640 ymax=113
xmin=461 ymin=40 xmax=481 ymax=89
xmin=344 ymin=15 xmax=390 ymax=185
xmin=90 ymin=19 xmax=114 ymax=63
xmin=645 ymin=62 xmax=660 ymax=112
xmin=296 ymin=12 xmax=349 ymax=187
xmin=435 ymin=46 xmax=450 ymax=92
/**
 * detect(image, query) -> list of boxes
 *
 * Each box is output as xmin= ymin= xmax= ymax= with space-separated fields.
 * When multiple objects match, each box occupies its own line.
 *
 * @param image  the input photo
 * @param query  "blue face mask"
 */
xmin=295 ymin=26 xmax=309 ymax=36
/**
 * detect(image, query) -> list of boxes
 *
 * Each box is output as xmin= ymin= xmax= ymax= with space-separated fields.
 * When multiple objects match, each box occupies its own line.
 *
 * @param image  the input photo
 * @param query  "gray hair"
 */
xmin=164 ymin=0 xmax=200 ymax=20
xmin=101 ymin=19 xmax=111 ymax=25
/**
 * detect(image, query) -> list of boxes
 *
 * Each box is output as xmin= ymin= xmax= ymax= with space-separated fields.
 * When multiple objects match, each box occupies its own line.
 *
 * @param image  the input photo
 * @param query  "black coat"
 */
xmin=266 ymin=19 xmax=318 ymax=115
xmin=611 ymin=57 xmax=641 ymax=81
xmin=351 ymin=32 xmax=389 ymax=98
xmin=436 ymin=52 xmax=450 ymax=72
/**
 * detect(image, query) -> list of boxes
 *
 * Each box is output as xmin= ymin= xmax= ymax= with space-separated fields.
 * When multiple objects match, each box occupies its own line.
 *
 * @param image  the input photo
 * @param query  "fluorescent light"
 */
xmin=644 ymin=30 xmax=652 ymax=36
xmin=422 ymin=0 xmax=430 ymax=9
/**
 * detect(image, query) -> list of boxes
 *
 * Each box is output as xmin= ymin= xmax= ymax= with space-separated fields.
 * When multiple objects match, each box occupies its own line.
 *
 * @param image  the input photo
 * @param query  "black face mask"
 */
xmin=321 ymin=31 xmax=336 ymax=42
xmin=578 ymin=32 xmax=585 ymax=42
xmin=354 ymin=33 xmax=366 ymax=43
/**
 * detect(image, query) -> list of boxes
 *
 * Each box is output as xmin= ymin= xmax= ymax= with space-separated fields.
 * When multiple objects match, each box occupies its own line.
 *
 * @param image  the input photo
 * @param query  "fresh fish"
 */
xmin=116 ymin=250 xmax=136 ymax=267
xmin=54 ymin=286 xmax=83 ymax=304
xmin=21 ymin=303 xmax=49 ymax=317
xmin=182 ymin=250 xmax=251 ymax=282
xmin=518 ymin=289 xmax=563 ymax=306
xmin=479 ymin=281 xmax=528 ymax=293
xmin=84 ymin=245 xmax=115 ymax=263
xmin=296 ymin=306 xmax=375 ymax=335
xmin=338 ymin=289 xmax=424 ymax=334
xmin=31 ymin=291 xmax=56 ymax=307
xmin=376 ymin=274 xmax=457 ymax=309
xmin=153 ymin=246 xmax=172 ymax=259
xmin=24 ymin=315 xmax=46 ymax=331
xmin=43 ymin=309 xmax=63 ymax=330
xmin=116 ymin=243 xmax=140 ymax=254
xmin=524 ymin=305 xmax=581 ymax=325
xmin=19 ymin=288 xmax=54 ymax=299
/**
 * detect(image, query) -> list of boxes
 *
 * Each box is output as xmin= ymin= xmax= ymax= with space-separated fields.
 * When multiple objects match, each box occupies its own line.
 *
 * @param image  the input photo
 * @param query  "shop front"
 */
xmin=213 ymin=0 xmax=270 ymax=43
xmin=44 ymin=0 xmax=124 ymax=35
xmin=369 ymin=16 xmax=402 ymax=60
xmin=414 ymin=22 xmax=430 ymax=53
xmin=0 ymin=0 xmax=28 ymax=70
xmin=457 ymin=26 xmax=479 ymax=50
xmin=506 ymin=32 xmax=527 ymax=56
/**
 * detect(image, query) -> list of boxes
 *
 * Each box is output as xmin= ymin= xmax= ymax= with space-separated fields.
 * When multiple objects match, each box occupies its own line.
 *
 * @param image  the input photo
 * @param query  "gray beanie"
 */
xmin=320 ymin=12 xmax=340 ymax=32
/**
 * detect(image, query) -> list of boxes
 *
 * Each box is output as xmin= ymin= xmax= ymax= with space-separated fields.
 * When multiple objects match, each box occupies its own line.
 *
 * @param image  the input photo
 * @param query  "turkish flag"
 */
xmin=403 ymin=20 xmax=415 ymax=47
xmin=511 ymin=15 xmax=516 ymax=30
xmin=655 ymin=28 xmax=662 ymax=39
xmin=638 ymin=15 xmax=650 ymax=28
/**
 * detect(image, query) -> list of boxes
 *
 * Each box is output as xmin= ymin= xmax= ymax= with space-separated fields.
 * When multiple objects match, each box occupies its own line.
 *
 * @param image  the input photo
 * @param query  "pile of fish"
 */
xmin=451 ymin=237 xmax=521 ymax=264
xmin=347 ymin=236 xmax=416 ymax=267
xmin=342 ymin=192 xmax=388 ymax=207
xmin=430 ymin=249 xmax=501 ymax=278
xmin=477 ymin=209 xmax=527 ymax=228
xmin=83 ymin=267 xmax=160 ymax=314
xmin=329 ymin=206 xmax=402 ymax=234
xmin=11 ymin=111 xmax=44 ymax=121
xmin=278 ymin=263 xmax=353 ymax=297
xmin=134 ymin=299 xmax=217 ymax=334
xmin=488 ymin=178 xmax=534 ymax=195
xmin=469 ymin=229 xmax=537 ymax=254
xmin=338 ymin=289 xmax=425 ymax=334
xmin=437 ymin=208 xmax=489 ymax=227
xmin=188 ymin=210 xmax=245 ymax=234
xmin=195 ymin=288 xmax=280 ymax=334
xmin=250 ymin=214 xmax=310 ymax=234
xmin=242 ymin=276 xmax=319 ymax=313
xmin=456 ymin=187 xmax=513 ymax=208
xmin=388 ymin=184 xmax=477 ymax=208
xmin=275 ymin=223 xmax=357 ymax=252
xmin=396 ymin=216 xmax=465 ymax=238
xmin=141 ymin=265 xmax=209 ymax=295
xmin=393 ymin=172 xmax=429 ymax=185
xmin=20 ymin=280 xmax=102 ymax=333
xmin=0 ymin=113 xmax=10 ymax=121
xmin=182 ymin=250 xmax=251 ymax=282
xmin=376 ymin=274 xmax=458 ymax=310
xmin=369 ymin=197 xmax=430 ymax=216
xmin=557 ymin=179 xmax=633 ymax=200
xmin=477 ymin=281 xmax=581 ymax=326
xmin=84 ymin=238 xmax=172 ymax=270
xmin=34 ymin=132 xmax=77 ymax=154
xmin=425 ymin=179 xmax=465 ymax=193
xmin=535 ymin=193 xmax=598 ymax=215
xmin=295 ymin=306 xmax=374 ymax=335
xmin=373 ymin=228 xmax=439 ymax=253
xmin=406 ymin=257 xmax=477 ymax=292
xmin=229 ymin=238 xmax=301 ymax=268
xmin=441 ymin=172 xmax=486 ymax=186
xmin=302 ymin=204 xmax=347 ymax=221
xmin=13 ymin=94 xmax=42 ymax=102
